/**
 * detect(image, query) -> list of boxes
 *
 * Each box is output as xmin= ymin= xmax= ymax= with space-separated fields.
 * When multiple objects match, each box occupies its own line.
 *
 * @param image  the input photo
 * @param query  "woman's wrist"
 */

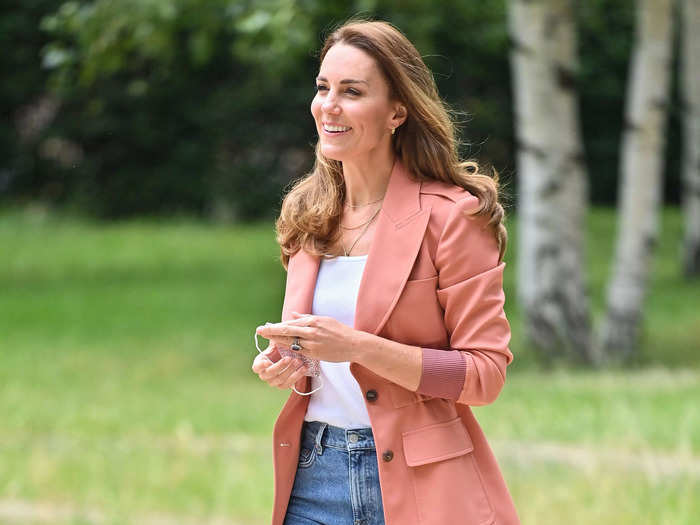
xmin=348 ymin=329 xmax=373 ymax=365
xmin=350 ymin=330 xmax=423 ymax=391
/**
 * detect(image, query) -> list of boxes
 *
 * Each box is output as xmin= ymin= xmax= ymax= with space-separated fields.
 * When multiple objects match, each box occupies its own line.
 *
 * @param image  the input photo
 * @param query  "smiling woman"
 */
xmin=250 ymin=18 xmax=518 ymax=525
xmin=309 ymin=42 xmax=407 ymax=237
xmin=312 ymin=53 xmax=401 ymax=158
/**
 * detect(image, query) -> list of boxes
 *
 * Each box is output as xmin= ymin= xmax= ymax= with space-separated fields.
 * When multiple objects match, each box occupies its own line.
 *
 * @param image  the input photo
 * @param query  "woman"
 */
xmin=252 ymin=19 xmax=520 ymax=525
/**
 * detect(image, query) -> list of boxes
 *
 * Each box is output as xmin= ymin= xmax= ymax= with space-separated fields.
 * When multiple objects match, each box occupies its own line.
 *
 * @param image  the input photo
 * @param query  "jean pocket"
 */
xmin=297 ymin=445 xmax=317 ymax=469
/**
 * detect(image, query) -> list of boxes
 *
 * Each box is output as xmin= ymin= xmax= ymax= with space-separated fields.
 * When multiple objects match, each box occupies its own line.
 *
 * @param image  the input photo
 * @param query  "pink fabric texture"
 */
xmin=417 ymin=347 xmax=467 ymax=400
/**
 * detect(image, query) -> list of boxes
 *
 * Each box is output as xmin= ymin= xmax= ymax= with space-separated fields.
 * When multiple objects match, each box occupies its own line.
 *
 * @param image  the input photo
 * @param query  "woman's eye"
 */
xmin=314 ymin=85 xmax=359 ymax=96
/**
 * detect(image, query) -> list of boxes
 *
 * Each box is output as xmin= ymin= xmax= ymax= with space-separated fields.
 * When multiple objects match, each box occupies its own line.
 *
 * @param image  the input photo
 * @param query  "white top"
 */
xmin=303 ymin=254 xmax=372 ymax=429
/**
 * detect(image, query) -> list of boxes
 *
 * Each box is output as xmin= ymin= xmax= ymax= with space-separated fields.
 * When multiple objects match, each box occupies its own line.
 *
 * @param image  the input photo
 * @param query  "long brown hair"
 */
xmin=276 ymin=18 xmax=507 ymax=270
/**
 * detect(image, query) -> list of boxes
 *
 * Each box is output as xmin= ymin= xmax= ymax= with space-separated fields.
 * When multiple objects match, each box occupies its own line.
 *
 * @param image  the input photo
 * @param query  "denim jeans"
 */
xmin=283 ymin=420 xmax=386 ymax=525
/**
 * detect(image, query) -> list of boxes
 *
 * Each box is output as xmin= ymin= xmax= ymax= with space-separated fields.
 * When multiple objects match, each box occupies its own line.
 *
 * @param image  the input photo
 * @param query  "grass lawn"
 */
xmin=0 ymin=205 xmax=698 ymax=525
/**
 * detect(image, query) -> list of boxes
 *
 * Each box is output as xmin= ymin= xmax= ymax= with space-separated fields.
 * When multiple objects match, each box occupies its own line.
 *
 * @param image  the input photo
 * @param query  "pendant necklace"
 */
xmin=341 ymin=205 xmax=381 ymax=256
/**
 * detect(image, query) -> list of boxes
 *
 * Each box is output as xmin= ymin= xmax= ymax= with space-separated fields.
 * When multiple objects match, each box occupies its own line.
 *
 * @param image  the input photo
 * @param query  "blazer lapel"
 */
xmin=281 ymin=158 xmax=430 ymax=336
xmin=354 ymin=158 xmax=430 ymax=335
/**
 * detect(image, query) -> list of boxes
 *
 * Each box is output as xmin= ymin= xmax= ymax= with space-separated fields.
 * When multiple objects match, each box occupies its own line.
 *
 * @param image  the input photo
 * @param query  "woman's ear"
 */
xmin=391 ymin=103 xmax=407 ymax=128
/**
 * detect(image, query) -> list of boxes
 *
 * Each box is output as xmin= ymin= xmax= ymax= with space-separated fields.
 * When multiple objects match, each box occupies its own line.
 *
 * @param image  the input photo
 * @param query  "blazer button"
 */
xmin=382 ymin=450 xmax=394 ymax=462
xmin=365 ymin=389 xmax=378 ymax=402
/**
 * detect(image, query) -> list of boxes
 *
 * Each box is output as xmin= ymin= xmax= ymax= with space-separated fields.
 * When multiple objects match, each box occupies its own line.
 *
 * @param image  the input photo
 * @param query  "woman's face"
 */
xmin=311 ymin=43 xmax=404 ymax=162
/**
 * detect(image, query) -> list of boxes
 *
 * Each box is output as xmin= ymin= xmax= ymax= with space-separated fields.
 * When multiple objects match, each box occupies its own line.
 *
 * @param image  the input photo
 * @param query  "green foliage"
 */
xmin=0 ymin=0 xmax=685 ymax=219
xmin=0 ymin=0 xmax=66 ymax=202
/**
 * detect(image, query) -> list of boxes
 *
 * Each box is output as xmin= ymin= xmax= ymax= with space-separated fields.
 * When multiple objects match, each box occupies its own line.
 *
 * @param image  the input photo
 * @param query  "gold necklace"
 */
xmin=341 ymin=206 xmax=381 ymax=256
xmin=344 ymin=196 xmax=384 ymax=208
xmin=340 ymin=204 xmax=383 ymax=230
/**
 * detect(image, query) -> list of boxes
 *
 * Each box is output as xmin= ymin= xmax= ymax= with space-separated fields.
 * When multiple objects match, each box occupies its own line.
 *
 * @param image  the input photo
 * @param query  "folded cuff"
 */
xmin=416 ymin=347 xmax=467 ymax=400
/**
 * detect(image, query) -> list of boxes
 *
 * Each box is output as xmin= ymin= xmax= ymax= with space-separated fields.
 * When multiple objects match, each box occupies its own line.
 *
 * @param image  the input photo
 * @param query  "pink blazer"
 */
xmin=270 ymin=158 xmax=520 ymax=525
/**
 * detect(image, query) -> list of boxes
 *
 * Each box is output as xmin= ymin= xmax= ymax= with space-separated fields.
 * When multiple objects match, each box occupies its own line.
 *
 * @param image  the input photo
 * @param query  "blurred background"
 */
xmin=1 ymin=0 xmax=698 ymax=524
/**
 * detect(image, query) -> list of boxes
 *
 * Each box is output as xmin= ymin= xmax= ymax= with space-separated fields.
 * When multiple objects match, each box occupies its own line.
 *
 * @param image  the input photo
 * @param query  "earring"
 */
xmin=391 ymin=127 xmax=395 ymax=135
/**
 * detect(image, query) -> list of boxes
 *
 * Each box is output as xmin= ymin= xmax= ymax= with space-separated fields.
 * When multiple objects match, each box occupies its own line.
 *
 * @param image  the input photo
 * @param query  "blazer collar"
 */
xmin=281 ymin=157 xmax=431 ymax=336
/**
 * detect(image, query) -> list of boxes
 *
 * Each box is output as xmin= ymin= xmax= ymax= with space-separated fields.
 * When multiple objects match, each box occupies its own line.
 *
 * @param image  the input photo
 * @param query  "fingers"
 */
xmin=252 ymin=327 xmax=312 ymax=391
xmin=286 ymin=314 xmax=315 ymax=325
xmin=265 ymin=335 xmax=300 ymax=350
xmin=263 ymin=344 xmax=282 ymax=362
xmin=256 ymin=355 xmax=308 ymax=389
xmin=251 ymin=345 xmax=281 ymax=374
xmin=256 ymin=324 xmax=315 ymax=339
xmin=251 ymin=352 xmax=271 ymax=374
xmin=279 ymin=362 xmax=309 ymax=389
xmin=252 ymin=351 xmax=278 ymax=375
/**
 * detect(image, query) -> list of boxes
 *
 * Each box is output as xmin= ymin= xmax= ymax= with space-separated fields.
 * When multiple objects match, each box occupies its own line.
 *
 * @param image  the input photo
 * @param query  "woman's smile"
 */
xmin=322 ymin=123 xmax=352 ymax=136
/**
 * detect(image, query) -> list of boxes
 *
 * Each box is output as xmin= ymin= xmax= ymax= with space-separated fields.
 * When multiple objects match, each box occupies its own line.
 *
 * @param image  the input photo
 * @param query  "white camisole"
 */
xmin=303 ymin=254 xmax=372 ymax=429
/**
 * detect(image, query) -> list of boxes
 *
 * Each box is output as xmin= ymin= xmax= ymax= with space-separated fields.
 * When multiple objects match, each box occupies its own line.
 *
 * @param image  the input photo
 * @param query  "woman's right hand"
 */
xmin=251 ymin=343 xmax=308 ymax=390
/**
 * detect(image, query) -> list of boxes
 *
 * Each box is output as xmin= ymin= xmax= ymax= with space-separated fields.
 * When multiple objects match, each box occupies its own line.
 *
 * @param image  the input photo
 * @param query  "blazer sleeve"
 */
xmin=415 ymin=195 xmax=513 ymax=406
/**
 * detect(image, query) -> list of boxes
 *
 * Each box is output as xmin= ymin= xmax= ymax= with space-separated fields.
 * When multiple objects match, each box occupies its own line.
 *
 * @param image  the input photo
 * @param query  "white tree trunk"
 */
xmin=600 ymin=0 xmax=674 ymax=361
xmin=681 ymin=0 xmax=700 ymax=277
xmin=509 ymin=0 xmax=591 ymax=361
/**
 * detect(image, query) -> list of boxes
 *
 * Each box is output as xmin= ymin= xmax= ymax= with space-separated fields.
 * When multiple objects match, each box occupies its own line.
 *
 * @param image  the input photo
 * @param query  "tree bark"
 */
xmin=599 ymin=0 xmax=675 ymax=361
xmin=680 ymin=0 xmax=700 ymax=277
xmin=508 ymin=0 xmax=592 ymax=362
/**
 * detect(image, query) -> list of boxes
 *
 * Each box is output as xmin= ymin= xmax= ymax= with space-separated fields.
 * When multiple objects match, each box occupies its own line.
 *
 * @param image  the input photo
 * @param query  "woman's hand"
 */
xmin=255 ymin=312 xmax=364 ymax=363
xmin=251 ymin=343 xmax=309 ymax=390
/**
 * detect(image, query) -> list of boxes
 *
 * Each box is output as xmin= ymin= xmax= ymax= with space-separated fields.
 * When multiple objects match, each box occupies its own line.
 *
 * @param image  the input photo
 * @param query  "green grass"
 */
xmin=0 ymin=204 xmax=698 ymax=524
xmin=501 ymin=206 xmax=700 ymax=369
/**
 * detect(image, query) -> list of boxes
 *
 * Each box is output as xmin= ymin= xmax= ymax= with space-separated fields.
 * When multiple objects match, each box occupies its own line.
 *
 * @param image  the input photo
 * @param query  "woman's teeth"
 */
xmin=324 ymin=124 xmax=351 ymax=133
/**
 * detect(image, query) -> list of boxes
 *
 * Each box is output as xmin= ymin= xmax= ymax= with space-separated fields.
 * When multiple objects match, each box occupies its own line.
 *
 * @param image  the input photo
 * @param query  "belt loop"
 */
xmin=314 ymin=422 xmax=328 ymax=455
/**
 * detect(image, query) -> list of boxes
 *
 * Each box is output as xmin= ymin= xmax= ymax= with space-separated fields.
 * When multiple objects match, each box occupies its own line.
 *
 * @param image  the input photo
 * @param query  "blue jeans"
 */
xmin=283 ymin=420 xmax=386 ymax=525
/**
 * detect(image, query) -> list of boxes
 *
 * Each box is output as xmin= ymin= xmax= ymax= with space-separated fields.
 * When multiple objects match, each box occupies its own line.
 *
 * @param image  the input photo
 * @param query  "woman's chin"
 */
xmin=319 ymin=145 xmax=349 ymax=162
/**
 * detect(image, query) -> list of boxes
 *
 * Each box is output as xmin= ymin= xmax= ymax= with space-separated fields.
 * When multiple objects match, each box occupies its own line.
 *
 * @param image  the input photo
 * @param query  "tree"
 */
xmin=508 ymin=0 xmax=592 ymax=363
xmin=599 ymin=0 xmax=675 ymax=361
xmin=680 ymin=0 xmax=700 ymax=277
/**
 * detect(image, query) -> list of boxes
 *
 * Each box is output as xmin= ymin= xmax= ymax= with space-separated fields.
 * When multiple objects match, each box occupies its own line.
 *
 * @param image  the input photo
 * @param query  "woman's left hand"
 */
xmin=255 ymin=312 xmax=363 ymax=363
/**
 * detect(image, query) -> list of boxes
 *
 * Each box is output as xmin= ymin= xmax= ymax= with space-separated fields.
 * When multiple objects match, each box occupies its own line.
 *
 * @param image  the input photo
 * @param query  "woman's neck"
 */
xmin=341 ymin=149 xmax=395 ymax=206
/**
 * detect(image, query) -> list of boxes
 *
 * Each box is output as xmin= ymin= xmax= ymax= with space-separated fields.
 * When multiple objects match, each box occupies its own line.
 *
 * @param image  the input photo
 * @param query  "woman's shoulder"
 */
xmin=419 ymin=179 xmax=486 ymax=255
xmin=420 ymin=179 xmax=479 ymax=211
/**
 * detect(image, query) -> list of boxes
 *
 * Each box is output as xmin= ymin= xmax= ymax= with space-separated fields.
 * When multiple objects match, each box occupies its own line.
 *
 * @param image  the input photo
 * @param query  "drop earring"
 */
xmin=391 ymin=127 xmax=395 ymax=135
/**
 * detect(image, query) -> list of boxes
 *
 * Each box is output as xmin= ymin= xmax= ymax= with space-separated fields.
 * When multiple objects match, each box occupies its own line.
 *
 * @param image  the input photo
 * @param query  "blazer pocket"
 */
xmin=402 ymin=417 xmax=495 ymax=525
xmin=402 ymin=417 xmax=473 ymax=465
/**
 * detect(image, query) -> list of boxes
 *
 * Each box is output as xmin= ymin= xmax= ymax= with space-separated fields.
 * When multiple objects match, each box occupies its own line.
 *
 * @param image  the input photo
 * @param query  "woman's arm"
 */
xmin=349 ymin=334 xmax=469 ymax=401
xmin=426 ymin=195 xmax=512 ymax=405
xmin=348 ymin=333 xmax=424 ymax=392
xmin=353 ymin=195 xmax=512 ymax=406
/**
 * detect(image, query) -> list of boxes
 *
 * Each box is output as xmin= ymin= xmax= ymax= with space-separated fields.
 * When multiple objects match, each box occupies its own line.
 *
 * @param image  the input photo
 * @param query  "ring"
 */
xmin=290 ymin=336 xmax=302 ymax=352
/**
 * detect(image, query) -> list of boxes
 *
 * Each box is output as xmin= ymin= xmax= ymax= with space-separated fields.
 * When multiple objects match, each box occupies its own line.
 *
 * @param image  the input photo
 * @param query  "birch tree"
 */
xmin=599 ymin=0 xmax=675 ymax=361
xmin=680 ymin=0 xmax=700 ymax=277
xmin=508 ymin=0 xmax=592 ymax=362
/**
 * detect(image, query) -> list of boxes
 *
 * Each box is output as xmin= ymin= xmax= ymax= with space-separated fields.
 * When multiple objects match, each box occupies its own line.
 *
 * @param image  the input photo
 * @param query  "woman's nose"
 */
xmin=322 ymin=94 xmax=341 ymax=114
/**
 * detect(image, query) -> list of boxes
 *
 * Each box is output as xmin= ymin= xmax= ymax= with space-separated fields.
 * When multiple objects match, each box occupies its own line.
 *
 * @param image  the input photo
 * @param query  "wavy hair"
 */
xmin=275 ymin=18 xmax=507 ymax=270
